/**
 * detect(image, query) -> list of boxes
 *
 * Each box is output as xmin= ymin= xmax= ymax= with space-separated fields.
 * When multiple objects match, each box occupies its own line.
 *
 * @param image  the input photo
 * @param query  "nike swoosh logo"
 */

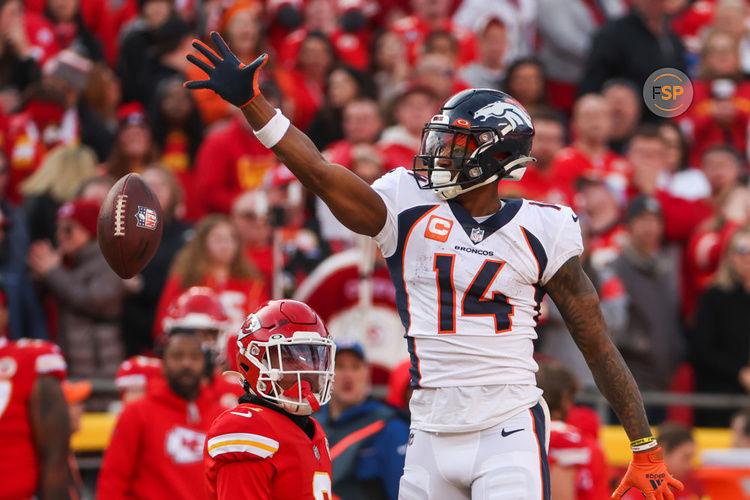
xmin=572 ymin=214 xmax=579 ymax=222
xmin=230 ymin=411 xmax=254 ymax=418
xmin=501 ymin=428 xmax=524 ymax=437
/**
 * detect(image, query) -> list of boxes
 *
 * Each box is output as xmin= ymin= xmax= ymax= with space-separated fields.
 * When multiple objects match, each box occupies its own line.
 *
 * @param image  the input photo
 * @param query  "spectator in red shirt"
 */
xmin=44 ymin=0 xmax=104 ymax=61
xmin=551 ymin=93 xmax=630 ymax=196
xmin=499 ymin=107 xmax=571 ymax=205
xmin=0 ymin=0 xmax=43 ymax=115
xmin=684 ymin=30 xmax=750 ymax=165
xmin=155 ymin=214 xmax=268 ymax=340
xmin=379 ymin=85 xmax=438 ymax=172
xmin=283 ymin=31 xmax=335 ymax=132
xmin=682 ymin=147 xmax=748 ymax=320
xmin=97 ymin=329 xmax=225 ymax=500
xmin=389 ymin=0 xmax=478 ymax=66
xmin=626 ymin=125 xmax=713 ymax=243
xmin=536 ymin=360 xmax=609 ymax=500
xmin=193 ymin=81 xmax=281 ymax=217
xmin=4 ymin=83 xmax=76 ymax=203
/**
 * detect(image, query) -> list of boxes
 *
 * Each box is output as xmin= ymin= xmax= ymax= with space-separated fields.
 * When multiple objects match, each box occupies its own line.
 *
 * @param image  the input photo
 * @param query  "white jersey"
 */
xmin=372 ymin=167 xmax=583 ymax=432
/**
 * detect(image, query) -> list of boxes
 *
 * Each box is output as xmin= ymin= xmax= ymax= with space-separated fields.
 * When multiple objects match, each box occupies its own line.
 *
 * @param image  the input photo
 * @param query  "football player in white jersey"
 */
xmin=185 ymin=33 xmax=683 ymax=500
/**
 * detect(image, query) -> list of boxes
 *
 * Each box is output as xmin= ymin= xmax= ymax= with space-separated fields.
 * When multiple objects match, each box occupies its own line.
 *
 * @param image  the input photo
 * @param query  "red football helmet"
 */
xmin=162 ymin=287 xmax=229 ymax=334
xmin=236 ymin=300 xmax=335 ymax=415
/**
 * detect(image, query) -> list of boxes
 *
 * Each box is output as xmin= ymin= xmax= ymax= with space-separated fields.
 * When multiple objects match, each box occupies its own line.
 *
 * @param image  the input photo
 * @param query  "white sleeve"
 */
xmin=541 ymin=206 xmax=584 ymax=285
xmin=371 ymin=169 xmax=406 ymax=258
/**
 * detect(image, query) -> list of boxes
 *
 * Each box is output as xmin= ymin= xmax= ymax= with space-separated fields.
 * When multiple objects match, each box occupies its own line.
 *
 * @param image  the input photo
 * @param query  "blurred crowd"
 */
xmin=1 ymin=0 xmax=750 ymax=448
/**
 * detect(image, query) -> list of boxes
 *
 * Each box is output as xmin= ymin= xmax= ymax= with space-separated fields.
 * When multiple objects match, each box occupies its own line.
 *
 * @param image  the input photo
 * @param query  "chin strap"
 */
xmin=432 ymin=156 xmax=535 ymax=200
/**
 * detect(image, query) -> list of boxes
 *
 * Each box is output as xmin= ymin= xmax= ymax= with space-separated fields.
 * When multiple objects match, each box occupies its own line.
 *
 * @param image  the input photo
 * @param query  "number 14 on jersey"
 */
xmin=433 ymin=254 xmax=514 ymax=334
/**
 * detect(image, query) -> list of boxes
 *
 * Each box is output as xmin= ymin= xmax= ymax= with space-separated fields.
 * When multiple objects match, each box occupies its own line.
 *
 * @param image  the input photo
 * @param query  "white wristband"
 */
xmin=253 ymin=108 xmax=290 ymax=149
xmin=631 ymin=441 xmax=659 ymax=453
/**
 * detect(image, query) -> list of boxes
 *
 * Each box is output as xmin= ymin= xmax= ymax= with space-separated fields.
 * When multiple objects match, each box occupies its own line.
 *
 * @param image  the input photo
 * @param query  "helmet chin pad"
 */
xmin=282 ymin=380 xmax=320 ymax=413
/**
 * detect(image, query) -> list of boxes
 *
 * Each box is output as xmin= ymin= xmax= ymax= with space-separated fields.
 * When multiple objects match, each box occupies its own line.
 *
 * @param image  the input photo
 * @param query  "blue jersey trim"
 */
xmin=520 ymin=226 xmax=548 ymax=282
xmin=385 ymin=204 xmax=438 ymax=388
xmin=447 ymin=198 xmax=523 ymax=245
xmin=531 ymin=403 xmax=551 ymax=500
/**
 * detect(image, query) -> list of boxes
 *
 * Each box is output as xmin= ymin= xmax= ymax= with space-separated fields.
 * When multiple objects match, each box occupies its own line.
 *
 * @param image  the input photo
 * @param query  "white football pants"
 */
xmin=398 ymin=400 xmax=551 ymax=500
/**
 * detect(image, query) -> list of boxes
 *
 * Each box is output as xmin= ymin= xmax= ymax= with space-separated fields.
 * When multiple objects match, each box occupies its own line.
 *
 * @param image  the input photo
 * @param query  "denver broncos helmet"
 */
xmin=413 ymin=88 xmax=535 ymax=200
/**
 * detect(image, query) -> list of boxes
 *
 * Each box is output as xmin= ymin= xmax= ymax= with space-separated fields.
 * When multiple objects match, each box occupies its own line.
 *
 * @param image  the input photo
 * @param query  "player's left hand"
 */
xmin=612 ymin=447 xmax=684 ymax=499
xmin=184 ymin=31 xmax=267 ymax=108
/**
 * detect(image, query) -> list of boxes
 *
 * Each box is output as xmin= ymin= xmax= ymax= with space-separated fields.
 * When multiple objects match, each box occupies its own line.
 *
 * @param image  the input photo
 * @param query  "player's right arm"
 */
xmin=185 ymin=33 xmax=387 ymax=237
xmin=29 ymin=375 xmax=70 ymax=500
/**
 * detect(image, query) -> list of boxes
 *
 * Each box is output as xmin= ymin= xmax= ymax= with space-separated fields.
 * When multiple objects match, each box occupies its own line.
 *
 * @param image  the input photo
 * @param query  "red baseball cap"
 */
xmin=57 ymin=198 xmax=100 ymax=237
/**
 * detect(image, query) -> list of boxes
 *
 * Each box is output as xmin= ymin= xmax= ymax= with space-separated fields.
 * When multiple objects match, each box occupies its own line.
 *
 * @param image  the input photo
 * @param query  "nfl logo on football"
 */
xmin=470 ymin=227 xmax=485 ymax=244
xmin=135 ymin=206 xmax=158 ymax=230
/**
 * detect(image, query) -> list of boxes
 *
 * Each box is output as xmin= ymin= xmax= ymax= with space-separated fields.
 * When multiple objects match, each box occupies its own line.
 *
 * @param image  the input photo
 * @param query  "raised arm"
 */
xmin=185 ymin=32 xmax=387 ymax=237
xmin=543 ymin=256 xmax=682 ymax=500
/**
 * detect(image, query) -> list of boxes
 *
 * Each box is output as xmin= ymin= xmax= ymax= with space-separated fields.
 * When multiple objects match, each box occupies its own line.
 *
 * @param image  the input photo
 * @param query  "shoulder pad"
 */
xmin=206 ymin=405 xmax=280 ymax=462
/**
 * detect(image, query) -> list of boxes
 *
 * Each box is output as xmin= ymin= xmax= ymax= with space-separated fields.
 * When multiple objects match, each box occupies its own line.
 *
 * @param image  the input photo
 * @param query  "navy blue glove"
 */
xmin=185 ymin=31 xmax=268 ymax=108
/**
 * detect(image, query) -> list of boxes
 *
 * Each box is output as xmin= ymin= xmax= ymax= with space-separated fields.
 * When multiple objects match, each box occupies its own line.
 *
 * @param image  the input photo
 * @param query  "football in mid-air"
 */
xmin=97 ymin=173 xmax=163 ymax=279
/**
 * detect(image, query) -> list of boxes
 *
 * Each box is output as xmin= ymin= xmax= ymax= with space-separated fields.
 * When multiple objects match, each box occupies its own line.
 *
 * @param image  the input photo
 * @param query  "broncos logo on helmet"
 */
xmin=473 ymin=100 xmax=533 ymax=134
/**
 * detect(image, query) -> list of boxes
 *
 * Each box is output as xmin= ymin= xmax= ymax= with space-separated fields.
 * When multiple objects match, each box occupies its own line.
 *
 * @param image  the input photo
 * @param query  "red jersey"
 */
xmin=548 ymin=420 xmax=609 ymax=500
xmin=550 ymin=145 xmax=630 ymax=194
xmin=205 ymin=402 xmax=332 ymax=500
xmin=97 ymin=379 xmax=224 ymax=500
xmin=0 ymin=338 xmax=67 ymax=500
xmin=193 ymin=117 xmax=277 ymax=217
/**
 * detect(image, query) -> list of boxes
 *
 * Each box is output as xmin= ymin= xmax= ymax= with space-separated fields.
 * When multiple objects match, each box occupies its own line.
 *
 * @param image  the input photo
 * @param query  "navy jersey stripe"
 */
xmin=531 ymin=403 xmax=551 ymax=500
xmin=384 ymin=204 xmax=438 ymax=388
xmin=520 ymin=226 xmax=548 ymax=282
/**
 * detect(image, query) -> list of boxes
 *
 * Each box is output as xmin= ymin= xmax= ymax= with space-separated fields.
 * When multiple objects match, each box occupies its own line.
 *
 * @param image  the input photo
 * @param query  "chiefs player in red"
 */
xmin=0 ymin=337 xmax=69 ymax=499
xmin=204 ymin=299 xmax=336 ymax=500
xmin=162 ymin=286 xmax=245 ymax=409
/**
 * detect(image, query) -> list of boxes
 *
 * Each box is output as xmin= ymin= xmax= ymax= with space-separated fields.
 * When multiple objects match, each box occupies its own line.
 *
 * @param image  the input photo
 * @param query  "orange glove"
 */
xmin=611 ymin=447 xmax=684 ymax=499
